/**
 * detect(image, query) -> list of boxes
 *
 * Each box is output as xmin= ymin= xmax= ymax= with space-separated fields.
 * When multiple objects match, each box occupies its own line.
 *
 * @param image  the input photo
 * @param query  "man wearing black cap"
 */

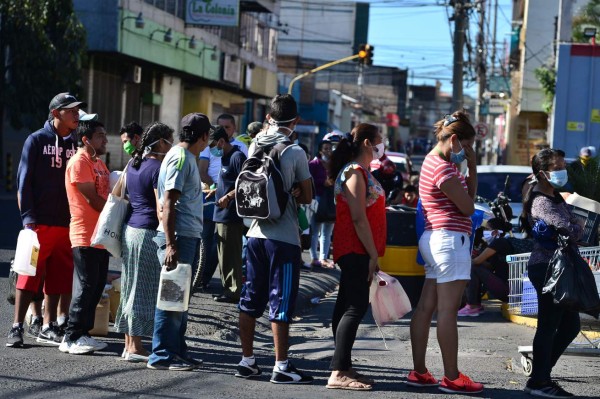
xmin=209 ymin=126 xmax=247 ymax=303
xmin=7 ymin=93 xmax=85 ymax=348
xmin=147 ymin=113 xmax=211 ymax=371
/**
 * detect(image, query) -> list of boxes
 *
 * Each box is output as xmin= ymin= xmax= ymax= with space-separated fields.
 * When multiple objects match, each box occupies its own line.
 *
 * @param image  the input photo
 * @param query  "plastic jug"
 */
xmin=13 ymin=229 xmax=40 ymax=276
xmin=156 ymin=263 xmax=192 ymax=312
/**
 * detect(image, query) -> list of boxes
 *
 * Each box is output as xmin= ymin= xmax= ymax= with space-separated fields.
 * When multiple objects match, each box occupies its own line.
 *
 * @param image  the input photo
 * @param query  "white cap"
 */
xmin=79 ymin=109 xmax=98 ymax=121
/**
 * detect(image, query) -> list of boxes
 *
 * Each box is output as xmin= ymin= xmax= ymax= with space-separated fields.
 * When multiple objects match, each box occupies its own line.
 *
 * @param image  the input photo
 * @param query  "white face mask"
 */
xmin=482 ymin=230 xmax=494 ymax=242
xmin=371 ymin=142 xmax=385 ymax=159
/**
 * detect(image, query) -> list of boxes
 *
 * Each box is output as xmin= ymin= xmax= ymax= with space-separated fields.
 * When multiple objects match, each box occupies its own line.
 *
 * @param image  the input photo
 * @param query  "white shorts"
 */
xmin=419 ymin=229 xmax=471 ymax=283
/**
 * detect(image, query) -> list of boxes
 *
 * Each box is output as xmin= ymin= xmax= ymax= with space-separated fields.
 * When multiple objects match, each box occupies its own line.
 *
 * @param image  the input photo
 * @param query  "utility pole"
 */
xmin=476 ymin=0 xmax=486 ymax=122
xmin=491 ymin=0 xmax=498 ymax=76
xmin=358 ymin=63 xmax=364 ymax=123
xmin=452 ymin=0 xmax=467 ymax=112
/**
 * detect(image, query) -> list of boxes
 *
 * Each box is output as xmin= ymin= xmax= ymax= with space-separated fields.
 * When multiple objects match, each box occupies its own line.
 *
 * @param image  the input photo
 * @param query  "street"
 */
xmin=0 ymin=249 xmax=599 ymax=398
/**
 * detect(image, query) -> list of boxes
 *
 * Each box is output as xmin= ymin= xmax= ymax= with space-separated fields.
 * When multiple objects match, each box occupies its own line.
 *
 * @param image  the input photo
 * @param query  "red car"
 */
xmin=370 ymin=151 xmax=413 ymax=184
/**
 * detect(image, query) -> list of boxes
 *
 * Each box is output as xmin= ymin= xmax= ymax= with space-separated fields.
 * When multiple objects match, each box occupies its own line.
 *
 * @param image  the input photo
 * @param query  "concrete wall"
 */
xmin=159 ymin=75 xmax=183 ymax=132
xmin=519 ymin=0 xmax=559 ymax=113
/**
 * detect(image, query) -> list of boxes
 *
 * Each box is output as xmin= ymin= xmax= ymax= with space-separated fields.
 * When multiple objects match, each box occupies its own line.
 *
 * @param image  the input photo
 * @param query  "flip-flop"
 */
xmin=326 ymin=376 xmax=372 ymax=391
xmin=353 ymin=372 xmax=375 ymax=385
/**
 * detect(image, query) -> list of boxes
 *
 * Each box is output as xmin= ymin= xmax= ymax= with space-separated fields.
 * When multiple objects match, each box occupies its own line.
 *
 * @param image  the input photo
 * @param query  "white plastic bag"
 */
xmin=369 ymin=271 xmax=412 ymax=326
xmin=13 ymin=229 xmax=40 ymax=276
xmin=156 ymin=264 xmax=192 ymax=312
xmin=91 ymin=162 xmax=130 ymax=257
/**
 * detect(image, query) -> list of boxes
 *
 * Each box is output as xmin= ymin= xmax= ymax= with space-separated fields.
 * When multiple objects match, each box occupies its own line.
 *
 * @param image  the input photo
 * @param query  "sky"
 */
xmin=365 ymin=0 xmax=514 ymax=96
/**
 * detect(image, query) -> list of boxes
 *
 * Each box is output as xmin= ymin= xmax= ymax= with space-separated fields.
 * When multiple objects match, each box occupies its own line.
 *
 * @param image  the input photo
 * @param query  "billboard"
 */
xmin=186 ymin=0 xmax=239 ymax=27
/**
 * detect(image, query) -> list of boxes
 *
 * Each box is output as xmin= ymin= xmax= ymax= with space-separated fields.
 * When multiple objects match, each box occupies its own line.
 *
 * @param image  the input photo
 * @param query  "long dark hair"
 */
xmin=132 ymin=122 xmax=174 ymax=169
xmin=519 ymin=148 xmax=565 ymax=234
xmin=329 ymin=123 xmax=378 ymax=180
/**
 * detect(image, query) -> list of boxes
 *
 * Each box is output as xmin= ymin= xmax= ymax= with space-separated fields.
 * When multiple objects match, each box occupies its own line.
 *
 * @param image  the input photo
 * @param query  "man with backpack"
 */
xmin=235 ymin=94 xmax=313 ymax=384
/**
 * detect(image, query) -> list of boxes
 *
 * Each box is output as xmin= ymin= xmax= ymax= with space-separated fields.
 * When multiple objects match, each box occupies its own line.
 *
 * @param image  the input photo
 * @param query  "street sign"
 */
xmin=475 ymin=122 xmax=489 ymax=139
xmin=489 ymin=98 xmax=508 ymax=114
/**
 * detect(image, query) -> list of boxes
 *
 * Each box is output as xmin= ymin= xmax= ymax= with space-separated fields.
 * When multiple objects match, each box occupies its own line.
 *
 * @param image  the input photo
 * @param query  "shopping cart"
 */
xmin=506 ymin=247 xmax=600 ymax=376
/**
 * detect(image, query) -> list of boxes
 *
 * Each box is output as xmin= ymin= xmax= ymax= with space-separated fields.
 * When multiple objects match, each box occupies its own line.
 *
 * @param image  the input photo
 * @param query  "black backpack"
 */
xmin=235 ymin=142 xmax=293 ymax=220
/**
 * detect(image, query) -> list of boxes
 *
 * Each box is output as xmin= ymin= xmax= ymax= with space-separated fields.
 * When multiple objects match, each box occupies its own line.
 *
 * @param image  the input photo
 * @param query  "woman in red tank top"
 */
xmin=326 ymin=124 xmax=386 ymax=391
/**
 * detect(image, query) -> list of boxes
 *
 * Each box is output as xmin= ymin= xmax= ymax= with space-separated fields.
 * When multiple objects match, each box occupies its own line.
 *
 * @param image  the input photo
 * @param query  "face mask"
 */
xmin=482 ymin=230 xmax=495 ymax=242
xmin=370 ymin=142 xmax=385 ymax=159
xmin=450 ymin=140 xmax=466 ymax=164
xmin=210 ymin=146 xmax=223 ymax=158
xmin=123 ymin=141 xmax=136 ymax=155
xmin=544 ymin=169 xmax=568 ymax=188
xmin=321 ymin=155 xmax=329 ymax=162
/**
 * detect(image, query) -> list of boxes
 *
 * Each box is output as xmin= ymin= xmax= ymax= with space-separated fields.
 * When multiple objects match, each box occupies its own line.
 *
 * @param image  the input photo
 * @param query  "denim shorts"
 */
xmin=419 ymin=229 xmax=471 ymax=283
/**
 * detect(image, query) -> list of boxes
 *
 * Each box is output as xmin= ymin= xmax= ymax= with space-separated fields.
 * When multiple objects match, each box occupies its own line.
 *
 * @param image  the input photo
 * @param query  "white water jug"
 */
xmin=13 ymin=229 xmax=40 ymax=276
xmin=156 ymin=263 xmax=192 ymax=312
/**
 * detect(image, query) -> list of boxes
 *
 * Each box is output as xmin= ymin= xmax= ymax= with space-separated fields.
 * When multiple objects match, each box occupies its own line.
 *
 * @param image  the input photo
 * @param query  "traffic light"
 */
xmin=357 ymin=44 xmax=374 ymax=66
xmin=358 ymin=44 xmax=367 ymax=64
xmin=365 ymin=44 xmax=374 ymax=66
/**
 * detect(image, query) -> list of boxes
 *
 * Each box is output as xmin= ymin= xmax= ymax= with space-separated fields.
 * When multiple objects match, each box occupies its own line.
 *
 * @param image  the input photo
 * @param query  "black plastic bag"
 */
xmin=543 ymin=235 xmax=600 ymax=318
xmin=315 ymin=186 xmax=336 ymax=223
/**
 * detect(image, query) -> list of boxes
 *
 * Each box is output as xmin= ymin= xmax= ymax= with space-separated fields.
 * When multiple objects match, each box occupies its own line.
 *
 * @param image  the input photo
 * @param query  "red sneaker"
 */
xmin=406 ymin=369 xmax=439 ymax=387
xmin=439 ymin=372 xmax=484 ymax=394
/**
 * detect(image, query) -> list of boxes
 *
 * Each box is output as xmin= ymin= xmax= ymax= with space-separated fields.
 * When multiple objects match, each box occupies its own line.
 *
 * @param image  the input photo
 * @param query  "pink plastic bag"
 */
xmin=369 ymin=272 xmax=412 ymax=326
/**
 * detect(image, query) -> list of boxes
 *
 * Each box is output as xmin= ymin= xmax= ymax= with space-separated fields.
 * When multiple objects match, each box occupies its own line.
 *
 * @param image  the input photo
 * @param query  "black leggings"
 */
xmin=528 ymin=262 xmax=580 ymax=383
xmin=330 ymin=253 xmax=370 ymax=371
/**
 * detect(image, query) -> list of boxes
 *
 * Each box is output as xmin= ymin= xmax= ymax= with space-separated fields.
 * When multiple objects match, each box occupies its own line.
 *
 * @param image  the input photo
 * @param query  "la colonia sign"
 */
xmin=186 ymin=0 xmax=239 ymax=27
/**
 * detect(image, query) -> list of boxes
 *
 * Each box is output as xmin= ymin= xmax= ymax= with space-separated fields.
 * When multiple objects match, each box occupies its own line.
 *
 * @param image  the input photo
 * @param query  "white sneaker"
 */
xmin=83 ymin=335 xmax=108 ymax=351
xmin=58 ymin=336 xmax=71 ymax=353
xmin=67 ymin=336 xmax=95 ymax=355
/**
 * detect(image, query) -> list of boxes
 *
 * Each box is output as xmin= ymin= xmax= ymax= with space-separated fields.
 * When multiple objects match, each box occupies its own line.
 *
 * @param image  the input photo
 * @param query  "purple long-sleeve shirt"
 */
xmin=528 ymin=191 xmax=583 ymax=265
xmin=308 ymin=156 xmax=328 ymax=197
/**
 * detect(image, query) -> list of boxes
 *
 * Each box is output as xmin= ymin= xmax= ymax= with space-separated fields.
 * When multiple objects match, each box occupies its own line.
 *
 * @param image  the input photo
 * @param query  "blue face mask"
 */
xmin=545 ymin=169 xmax=568 ymax=188
xmin=450 ymin=140 xmax=466 ymax=164
xmin=210 ymin=146 xmax=223 ymax=158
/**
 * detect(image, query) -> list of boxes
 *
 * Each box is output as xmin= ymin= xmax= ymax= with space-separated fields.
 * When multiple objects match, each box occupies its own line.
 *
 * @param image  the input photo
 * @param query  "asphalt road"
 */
xmin=0 ymin=256 xmax=599 ymax=398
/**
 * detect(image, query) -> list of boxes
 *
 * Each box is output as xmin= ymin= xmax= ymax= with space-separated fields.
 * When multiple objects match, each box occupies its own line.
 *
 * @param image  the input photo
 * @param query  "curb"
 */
xmin=501 ymin=303 xmax=600 ymax=340
xmin=295 ymin=266 xmax=340 ymax=313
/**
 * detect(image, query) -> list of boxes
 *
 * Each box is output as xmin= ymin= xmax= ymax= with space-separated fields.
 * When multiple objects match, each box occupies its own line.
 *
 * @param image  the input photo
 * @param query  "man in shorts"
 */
xmin=8 ymin=93 xmax=84 ymax=348
xmin=236 ymin=94 xmax=314 ymax=383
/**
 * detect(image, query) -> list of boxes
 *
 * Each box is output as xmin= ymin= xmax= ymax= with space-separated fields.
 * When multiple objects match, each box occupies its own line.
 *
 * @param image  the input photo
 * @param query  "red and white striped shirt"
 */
xmin=419 ymin=154 xmax=471 ymax=234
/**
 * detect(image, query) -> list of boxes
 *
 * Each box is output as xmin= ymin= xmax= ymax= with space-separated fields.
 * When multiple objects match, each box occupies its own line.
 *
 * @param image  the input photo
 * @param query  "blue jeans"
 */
xmin=310 ymin=216 xmax=334 ymax=261
xmin=148 ymin=232 xmax=200 ymax=365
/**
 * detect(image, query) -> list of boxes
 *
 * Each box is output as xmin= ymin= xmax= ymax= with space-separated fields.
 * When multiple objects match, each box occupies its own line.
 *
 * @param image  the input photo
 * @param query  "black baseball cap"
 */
xmin=246 ymin=121 xmax=263 ymax=136
xmin=49 ymin=92 xmax=87 ymax=111
xmin=208 ymin=125 xmax=228 ymax=146
xmin=181 ymin=113 xmax=212 ymax=134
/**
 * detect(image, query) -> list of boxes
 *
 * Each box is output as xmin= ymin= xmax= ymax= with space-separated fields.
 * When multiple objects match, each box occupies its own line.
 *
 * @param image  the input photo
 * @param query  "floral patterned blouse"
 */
xmin=333 ymin=162 xmax=387 ymax=262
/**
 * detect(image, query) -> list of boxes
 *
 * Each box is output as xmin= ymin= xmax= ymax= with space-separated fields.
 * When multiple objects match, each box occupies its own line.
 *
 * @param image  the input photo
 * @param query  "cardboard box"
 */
xmin=89 ymin=296 xmax=110 ymax=337
xmin=107 ymin=287 xmax=120 ymax=323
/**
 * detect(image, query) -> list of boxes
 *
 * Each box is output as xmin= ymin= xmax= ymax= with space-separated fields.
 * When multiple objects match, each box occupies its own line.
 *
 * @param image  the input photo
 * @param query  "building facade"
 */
xmin=74 ymin=0 xmax=279 ymax=169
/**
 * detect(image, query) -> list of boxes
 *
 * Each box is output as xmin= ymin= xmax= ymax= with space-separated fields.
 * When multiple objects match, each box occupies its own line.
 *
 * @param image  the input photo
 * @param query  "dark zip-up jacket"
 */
xmin=17 ymin=120 xmax=77 ymax=227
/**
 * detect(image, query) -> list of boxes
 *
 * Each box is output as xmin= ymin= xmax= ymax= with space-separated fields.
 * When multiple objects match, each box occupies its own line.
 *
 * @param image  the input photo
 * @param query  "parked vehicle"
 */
xmin=476 ymin=165 xmax=532 ymax=233
xmin=370 ymin=151 xmax=413 ymax=184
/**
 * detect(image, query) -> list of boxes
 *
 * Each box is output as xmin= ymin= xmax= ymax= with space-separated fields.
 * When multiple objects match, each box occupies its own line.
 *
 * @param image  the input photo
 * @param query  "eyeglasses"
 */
xmin=443 ymin=114 xmax=459 ymax=127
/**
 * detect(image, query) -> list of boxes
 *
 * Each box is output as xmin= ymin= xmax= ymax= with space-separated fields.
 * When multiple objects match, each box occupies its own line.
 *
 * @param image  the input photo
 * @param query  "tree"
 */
xmin=572 ymin=0 xmax=600 ymax=43
xmin=534 ymin=65 xmax=556 ymax=114
xmin=0 ymin=0 xmax=86 ymax=131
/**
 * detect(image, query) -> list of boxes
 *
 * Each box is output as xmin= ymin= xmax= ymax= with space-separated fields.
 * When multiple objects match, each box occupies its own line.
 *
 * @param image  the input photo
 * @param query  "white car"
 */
xmin=475 ymin=165 xmax=532 ymax=232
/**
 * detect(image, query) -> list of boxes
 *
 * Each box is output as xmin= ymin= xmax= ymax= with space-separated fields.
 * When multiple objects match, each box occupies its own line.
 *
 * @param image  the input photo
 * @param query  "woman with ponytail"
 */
xmin=115 ymin=122 xmax=174 ymax=362
xmin=326 ymin=124 xmax=386 ymax=390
